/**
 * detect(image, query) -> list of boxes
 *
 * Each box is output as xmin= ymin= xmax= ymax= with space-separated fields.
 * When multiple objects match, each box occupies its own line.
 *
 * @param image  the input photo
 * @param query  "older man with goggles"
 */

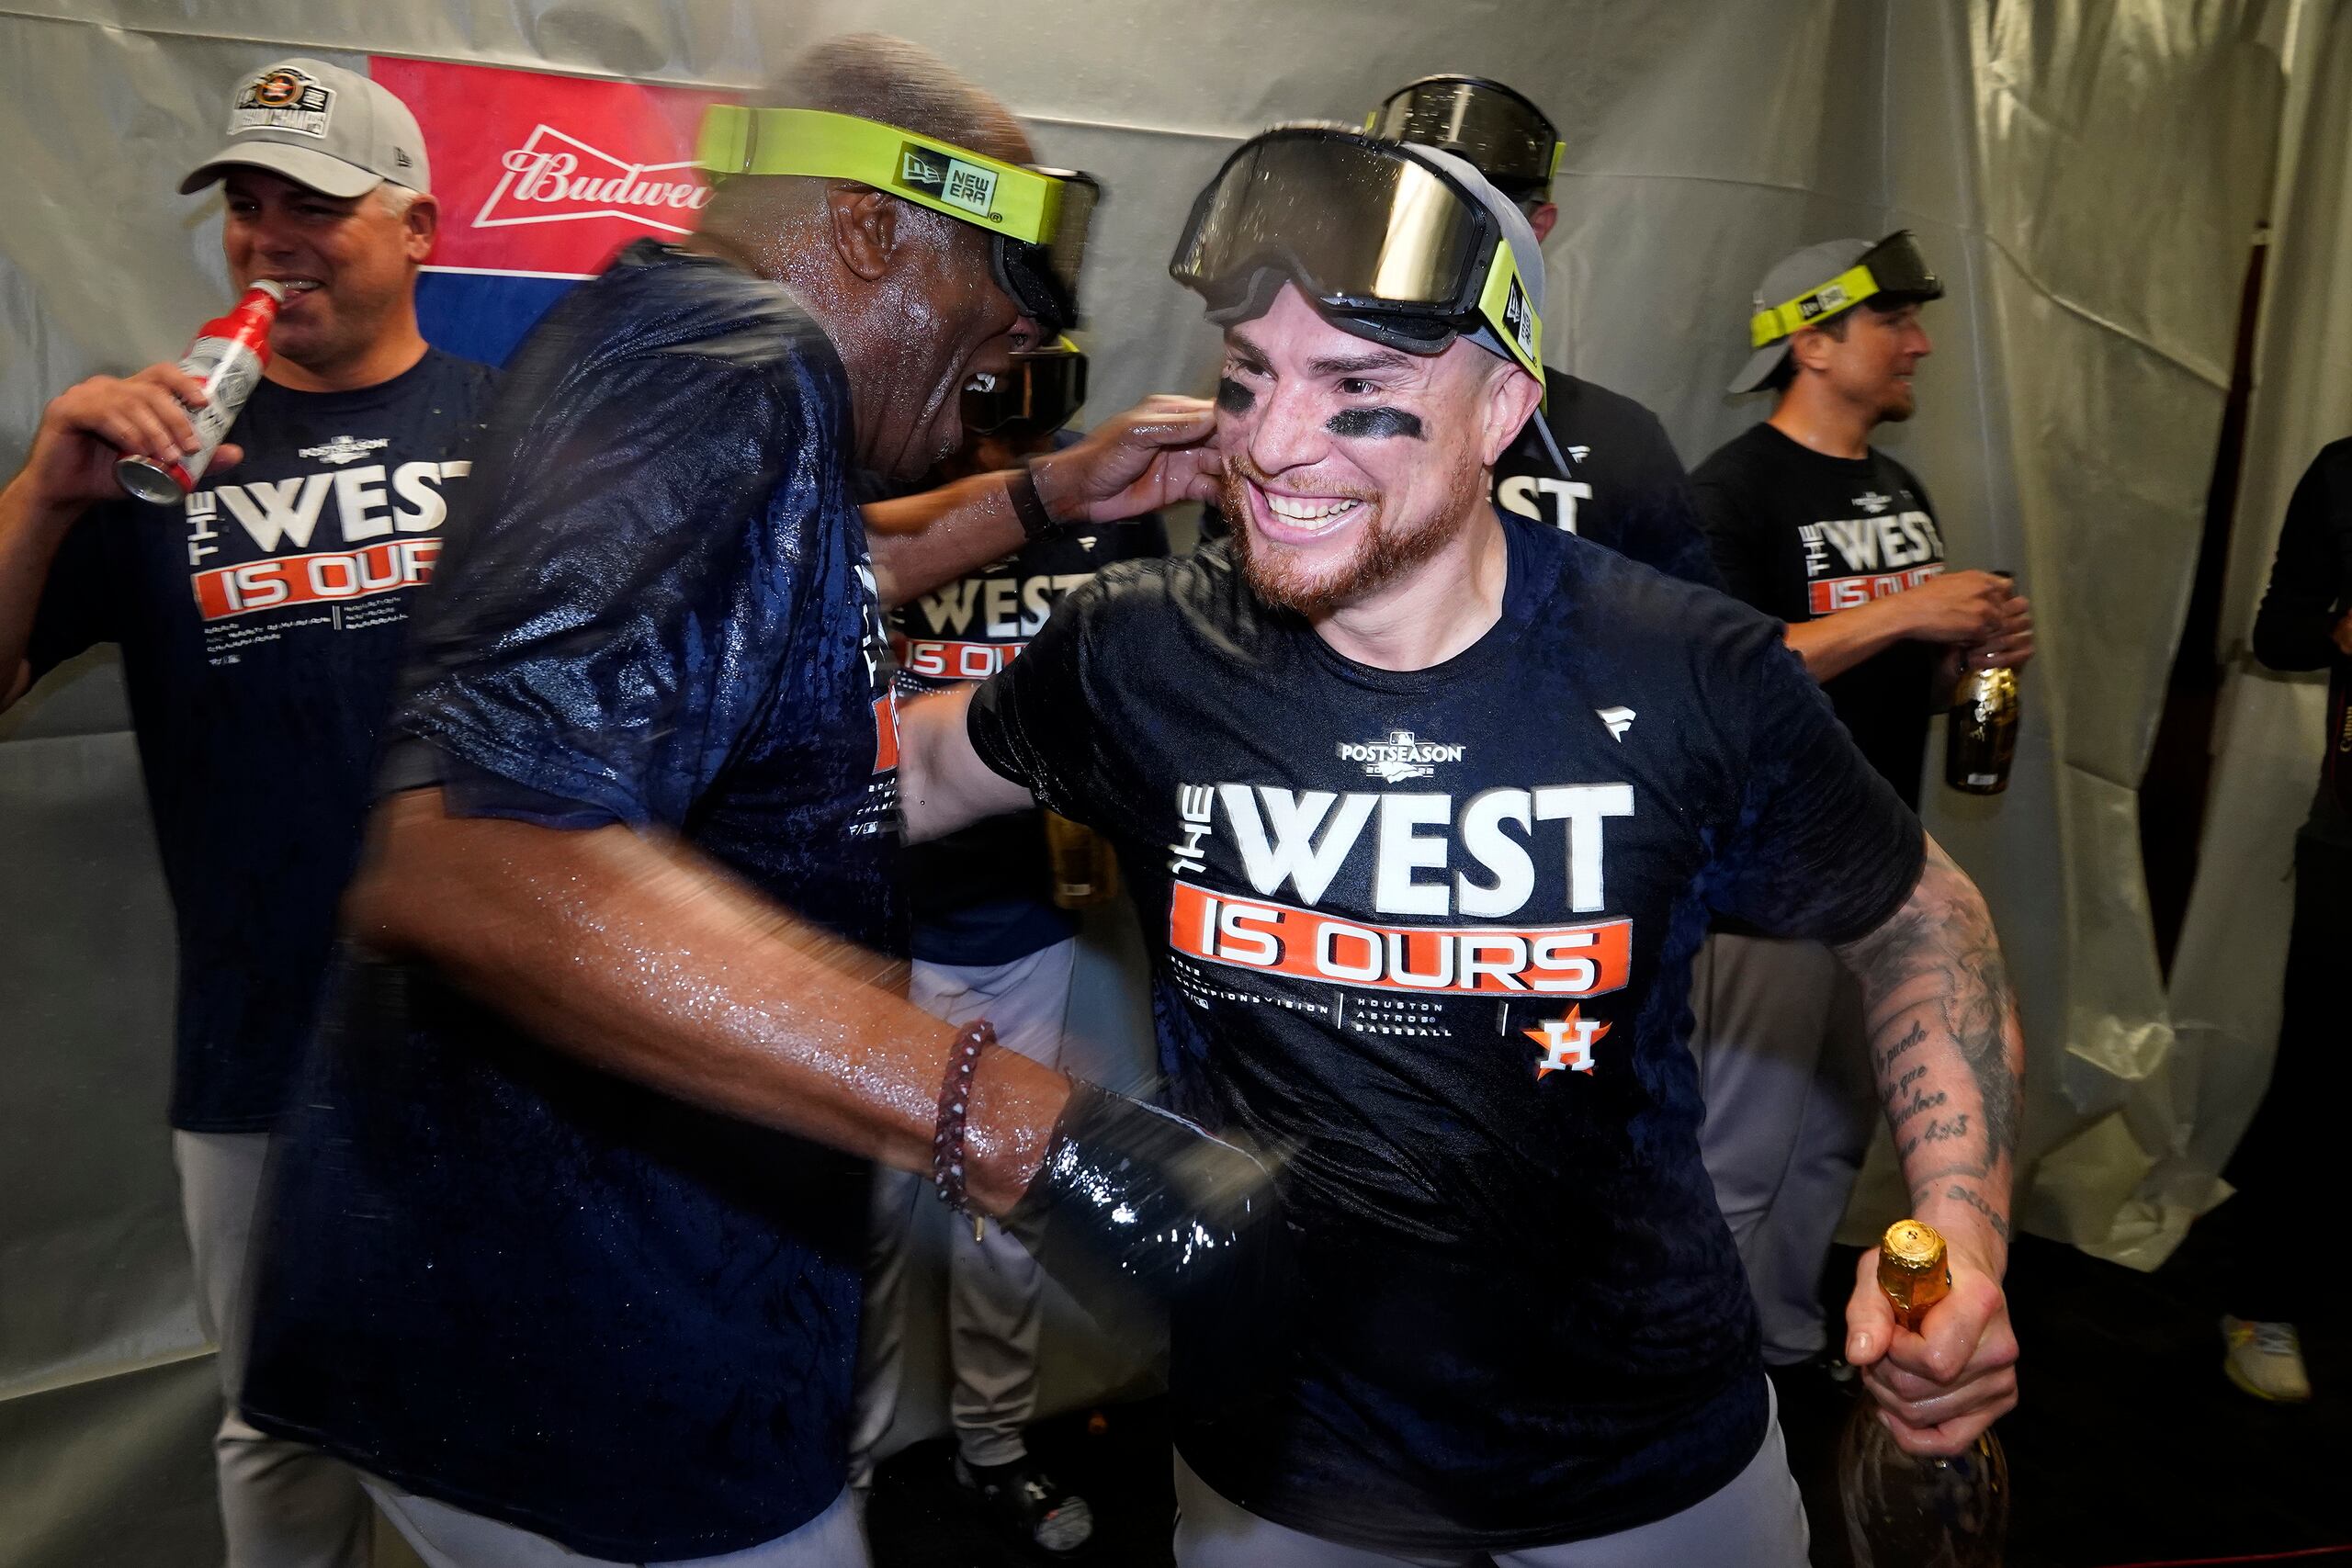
xmin=233 ymin=37 xmax=1224 ymax=1568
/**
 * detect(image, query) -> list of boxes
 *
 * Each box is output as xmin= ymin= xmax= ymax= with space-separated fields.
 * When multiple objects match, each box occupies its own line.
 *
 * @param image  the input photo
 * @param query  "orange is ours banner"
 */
xmin=1169 ymin=880 xmax=1632 ymax=997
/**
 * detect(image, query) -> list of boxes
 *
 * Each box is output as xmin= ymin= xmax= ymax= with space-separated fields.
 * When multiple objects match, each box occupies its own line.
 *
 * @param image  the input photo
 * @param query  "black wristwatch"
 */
xmin=1008 ymin=458 xmax=1066 ymax=542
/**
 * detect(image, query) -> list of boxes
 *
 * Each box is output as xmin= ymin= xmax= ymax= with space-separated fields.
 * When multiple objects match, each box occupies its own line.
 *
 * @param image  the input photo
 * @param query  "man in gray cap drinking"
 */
xmin=0 ymin=56 xmax=493 ymax=1566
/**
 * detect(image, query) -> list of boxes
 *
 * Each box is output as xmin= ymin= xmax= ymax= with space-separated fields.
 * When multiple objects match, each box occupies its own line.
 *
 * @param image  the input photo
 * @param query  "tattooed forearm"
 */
xmin=1874 ymin=1020 xmax=1929 ymax=1077
xmin=1890 ymin=1088 xmax=1949 ymax=1127
xmin=1941 ymin=1182 xmax=2012 ymax=1244
xmin=1897 ymin=1111 xmax=1969 ymax=1162
xmin=1838 ymin=837 xmax=2024 ymax=1249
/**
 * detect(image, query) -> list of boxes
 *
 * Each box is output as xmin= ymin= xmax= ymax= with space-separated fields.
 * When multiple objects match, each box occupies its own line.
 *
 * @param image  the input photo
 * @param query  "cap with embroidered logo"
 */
xmin=180 ymin=58 xmax=429 ymax=201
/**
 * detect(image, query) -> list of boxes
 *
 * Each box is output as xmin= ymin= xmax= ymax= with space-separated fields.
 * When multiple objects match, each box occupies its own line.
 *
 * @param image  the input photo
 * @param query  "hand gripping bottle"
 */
xmin=1945 ymin=571 xmax=2022 ymax=795
xmin=1838 ymin=1219 xmax=2011 ymax=1567
xmin=116 ymin=281 xmax=285 ymax=504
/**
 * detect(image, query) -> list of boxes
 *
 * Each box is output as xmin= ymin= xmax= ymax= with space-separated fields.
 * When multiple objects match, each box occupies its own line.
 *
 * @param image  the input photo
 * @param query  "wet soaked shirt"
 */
xmin=27 ymin=350 xmax=494 ymax=1131
xmin=968 ymin=517 xmax=1921 ymax=1551
xmin=240 ymin=241 xmax=901 ymax=1560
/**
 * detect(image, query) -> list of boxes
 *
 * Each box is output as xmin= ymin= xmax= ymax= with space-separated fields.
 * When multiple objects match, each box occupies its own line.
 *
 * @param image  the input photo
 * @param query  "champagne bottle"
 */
xmin=2326 ymin=655 xmax=2352 ymax=814
xmin=1946 ymin=569 xmax=2021 ymax=795
xmin=1945 ymin=663 xmax=2019 ymax=795
xmin=1838 ymin=1219 xmax=2010 ymax=1567
xmin=1044 ymin=811 xmax=1118 ymax=909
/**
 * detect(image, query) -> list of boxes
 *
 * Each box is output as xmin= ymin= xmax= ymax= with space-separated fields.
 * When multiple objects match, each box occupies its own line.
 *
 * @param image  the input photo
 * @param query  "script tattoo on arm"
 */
xmin=1836 ymin=838 xmax=2023 ymax=1257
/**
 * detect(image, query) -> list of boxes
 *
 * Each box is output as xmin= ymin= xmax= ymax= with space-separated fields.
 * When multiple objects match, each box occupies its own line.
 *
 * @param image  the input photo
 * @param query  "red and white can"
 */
xmin=116 ymin=280 xmax=286 ymax=505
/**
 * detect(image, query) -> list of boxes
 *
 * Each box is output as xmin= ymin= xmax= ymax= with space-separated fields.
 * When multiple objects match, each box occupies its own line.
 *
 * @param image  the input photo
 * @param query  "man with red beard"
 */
xmin=897 ymin=128 xmax=2024 ymax=1562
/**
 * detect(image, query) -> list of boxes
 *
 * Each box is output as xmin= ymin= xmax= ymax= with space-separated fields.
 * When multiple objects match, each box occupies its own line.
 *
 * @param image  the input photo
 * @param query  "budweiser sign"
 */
xmin=369 ymin=56 xmax=729 ymax=276
xmin=475 ymin=125 xmax=712 ymax=234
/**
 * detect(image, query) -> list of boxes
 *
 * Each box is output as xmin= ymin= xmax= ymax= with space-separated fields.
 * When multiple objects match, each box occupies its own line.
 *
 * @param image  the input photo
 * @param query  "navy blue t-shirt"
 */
xmin=27 ymin=349 xmax=494 ymax=1131
xmin=241 ymin=242 xmax=902 ymax=1560
xmin=1490 ymin=367 xmax=1721 ymax=588
xmin=968 ymin=517 xmax=1921 ymax=1551
xmin=1693 ymin=423 xmax=1950 ymax=808
xmin=892 ymin=486 xmax=1167 ymax=966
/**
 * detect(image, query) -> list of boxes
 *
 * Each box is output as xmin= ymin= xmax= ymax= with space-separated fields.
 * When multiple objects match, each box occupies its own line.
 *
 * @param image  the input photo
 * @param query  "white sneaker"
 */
xmin=2222 ymin=1315 xmax=2313 ymax=1402
xmin=955 ymin=1453 xmax=1095 ymax=1555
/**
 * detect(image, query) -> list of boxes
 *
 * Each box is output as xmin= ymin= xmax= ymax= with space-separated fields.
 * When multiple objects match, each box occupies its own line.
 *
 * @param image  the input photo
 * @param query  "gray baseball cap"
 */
xmin=1408 ymin=143 xmax=1549 ymax=375
xmin=1728 ymin=238 xmax=1871 ymax=394
xmin=1730 ymin=231 xmax=1946 ymax=394
xmin=180 ymin=58 xmax=429 ymax=200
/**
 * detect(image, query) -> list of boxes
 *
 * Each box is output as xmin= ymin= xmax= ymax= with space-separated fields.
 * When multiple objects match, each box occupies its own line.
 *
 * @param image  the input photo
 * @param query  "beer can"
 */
xmin=116 ymin=280 xmax=286 ymax=505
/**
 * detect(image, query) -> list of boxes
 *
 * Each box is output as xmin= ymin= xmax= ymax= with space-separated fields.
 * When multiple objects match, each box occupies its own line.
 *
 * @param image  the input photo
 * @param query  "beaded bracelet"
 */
xmin=933 ymin=1020 xmax=996 ymax=1239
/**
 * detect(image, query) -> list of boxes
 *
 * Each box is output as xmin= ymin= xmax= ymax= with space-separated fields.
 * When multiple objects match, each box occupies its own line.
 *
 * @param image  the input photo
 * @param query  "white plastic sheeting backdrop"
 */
xmin=0 ymin=2 xmax=2301 ymax=1562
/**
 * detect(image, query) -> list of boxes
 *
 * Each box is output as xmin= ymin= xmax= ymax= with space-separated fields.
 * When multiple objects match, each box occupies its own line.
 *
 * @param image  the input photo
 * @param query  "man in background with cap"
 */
xmin=899 ymin=129 xmax=2022 ymax=1564
xmin=1366 ymin=74 xmax=1718 ymax=586
xmin=0 ymin=56 xmax=491 ymax=1567
xmin=1687 ymin=234 xmax=2032 ymax=1403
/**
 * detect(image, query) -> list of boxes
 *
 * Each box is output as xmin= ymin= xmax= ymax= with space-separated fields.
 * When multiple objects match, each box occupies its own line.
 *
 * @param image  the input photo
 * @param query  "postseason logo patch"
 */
xmin=231 ymin=66 xmax=335 ymax=139
xmin=896 ymin=142 xmax=1000 ymax=220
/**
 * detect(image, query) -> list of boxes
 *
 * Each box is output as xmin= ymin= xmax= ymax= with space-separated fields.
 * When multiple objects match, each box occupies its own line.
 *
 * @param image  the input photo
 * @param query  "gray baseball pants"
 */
xmin=1686 ymin=931 xmax=1878 ymax=1364
xmin=850 ymin=938 xmax=1080 ymax=1479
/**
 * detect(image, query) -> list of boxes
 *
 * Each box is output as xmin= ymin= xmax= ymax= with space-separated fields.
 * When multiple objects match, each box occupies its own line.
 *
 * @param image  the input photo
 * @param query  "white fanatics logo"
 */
xmin=1336 ymin=729 xmax=1465 ymax=784
xmin=475 ymin=125 xmax=714 ymax=236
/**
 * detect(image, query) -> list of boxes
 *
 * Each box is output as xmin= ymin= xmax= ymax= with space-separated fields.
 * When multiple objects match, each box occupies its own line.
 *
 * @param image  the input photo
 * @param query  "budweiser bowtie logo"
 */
xmin=472 ymin=124 xmax=712 ymax=235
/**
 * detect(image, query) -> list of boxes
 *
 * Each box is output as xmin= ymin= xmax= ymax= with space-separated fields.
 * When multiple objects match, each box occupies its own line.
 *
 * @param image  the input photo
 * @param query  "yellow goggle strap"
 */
xmin=1476 ymin=236 xmax=1547 ymax=401
xmin=696 ymin=106 xmax=1065 ymax=246
xmin=1749 ymin=263 xmax=1881 ymax=348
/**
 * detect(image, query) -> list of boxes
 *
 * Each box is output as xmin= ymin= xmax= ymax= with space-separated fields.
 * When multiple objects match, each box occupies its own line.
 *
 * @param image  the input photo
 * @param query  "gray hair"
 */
xmin=703 ymin=34 xmax=1030 ymax=246
xmin=757 ymin=33 xmax=1030 ymax=164
xmin=376 ymin=182 xmax=420 ymax=220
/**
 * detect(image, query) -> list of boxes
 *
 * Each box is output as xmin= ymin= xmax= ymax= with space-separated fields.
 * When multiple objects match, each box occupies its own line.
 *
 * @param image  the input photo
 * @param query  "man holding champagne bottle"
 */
xmin=1688 ymin=234 xmax=2034 ymax=1400
xmin=896 ymin=133 xmax=2022 ymax=1561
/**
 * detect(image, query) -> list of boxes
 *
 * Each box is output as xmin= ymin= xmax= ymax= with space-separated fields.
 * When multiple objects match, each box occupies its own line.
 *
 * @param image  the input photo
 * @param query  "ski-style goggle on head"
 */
xmin=1170 ymin=125 xmax=1545 ymax=388
xmin=1365 ymin=74 xmax=1564 ymax=205
xmin=963 ymin=338 xmax=1088 ymax=437
xmin=1748 ymin=230 xmax=1944 ymax=348
xmin=696 ymin=105 xmax=1100 ymax=334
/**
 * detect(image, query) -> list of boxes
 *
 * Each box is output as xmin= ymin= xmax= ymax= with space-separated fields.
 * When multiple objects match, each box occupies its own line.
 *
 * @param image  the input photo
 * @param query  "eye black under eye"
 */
xmin=1327 ymin=407 xmax=1425 ymax=440
xmin=1216 ymin=377 xmax=1256 ymax=414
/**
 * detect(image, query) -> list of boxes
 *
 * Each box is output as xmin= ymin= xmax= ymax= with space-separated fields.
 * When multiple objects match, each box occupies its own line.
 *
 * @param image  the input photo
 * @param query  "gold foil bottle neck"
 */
xmin=1877 ymin=1219 xmax=1951 ymax=1333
